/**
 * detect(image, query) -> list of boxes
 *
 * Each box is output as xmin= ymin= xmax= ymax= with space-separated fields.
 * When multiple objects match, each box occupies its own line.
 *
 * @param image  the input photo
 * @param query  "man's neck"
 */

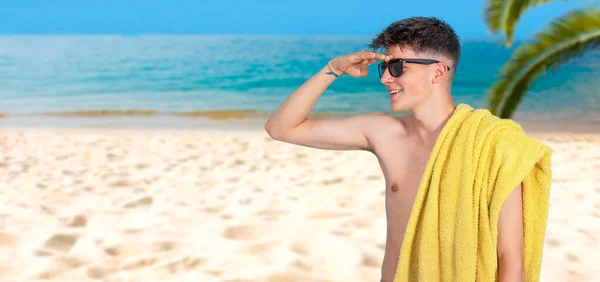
xmin=408 ymin=93 xmax=457 ymax=144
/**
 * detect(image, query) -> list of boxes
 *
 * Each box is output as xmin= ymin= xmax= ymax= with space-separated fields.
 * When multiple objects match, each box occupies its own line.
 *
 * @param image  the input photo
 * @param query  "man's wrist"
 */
xmin=325 ymin=62 xmax=342 ymax=78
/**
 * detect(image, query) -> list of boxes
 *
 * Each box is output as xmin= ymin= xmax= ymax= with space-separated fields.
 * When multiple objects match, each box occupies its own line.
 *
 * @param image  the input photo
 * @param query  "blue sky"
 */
xmin=0 ymin=0 xmax=593 ymax=39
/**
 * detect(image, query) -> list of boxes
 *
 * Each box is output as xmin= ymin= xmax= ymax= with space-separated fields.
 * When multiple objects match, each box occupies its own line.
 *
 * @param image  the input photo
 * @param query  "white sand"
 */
xmin=0 ymin=128 xmax=598 ymax=282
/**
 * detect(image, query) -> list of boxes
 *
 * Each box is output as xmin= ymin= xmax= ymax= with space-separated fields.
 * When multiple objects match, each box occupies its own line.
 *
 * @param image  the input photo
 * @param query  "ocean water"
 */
xmin=0 ymin=35 xmax=598 ymax=126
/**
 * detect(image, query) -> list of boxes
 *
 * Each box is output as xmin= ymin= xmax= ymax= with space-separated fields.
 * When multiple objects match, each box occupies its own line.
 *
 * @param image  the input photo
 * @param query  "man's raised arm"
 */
xmin=265 ymin=50 xmax=391 ymax=151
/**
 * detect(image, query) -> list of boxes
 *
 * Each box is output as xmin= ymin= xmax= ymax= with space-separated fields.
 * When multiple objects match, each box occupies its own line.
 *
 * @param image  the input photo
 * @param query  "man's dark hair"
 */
xmin=369 ymin=17 xmax=461 ymax=72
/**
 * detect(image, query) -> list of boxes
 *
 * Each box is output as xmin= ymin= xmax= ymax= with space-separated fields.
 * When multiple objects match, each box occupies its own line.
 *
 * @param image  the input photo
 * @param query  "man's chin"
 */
xmin=390 ymin=103 xmax=407 ymax=113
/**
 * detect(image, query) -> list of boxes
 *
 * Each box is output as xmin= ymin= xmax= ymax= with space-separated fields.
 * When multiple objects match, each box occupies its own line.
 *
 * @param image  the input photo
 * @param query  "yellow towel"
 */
xmin=392 ymin=103 xmax=553 ymax=282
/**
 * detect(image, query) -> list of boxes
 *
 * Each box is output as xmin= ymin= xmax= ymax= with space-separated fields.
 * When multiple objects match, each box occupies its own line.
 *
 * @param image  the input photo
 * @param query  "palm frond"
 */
xmin=485 ymin=0 xmax=506 ymax=33
xmin=485 ymin=0 xmax=554 ymax=46
xmin=486 ymin=7 xmax=600 ymax=118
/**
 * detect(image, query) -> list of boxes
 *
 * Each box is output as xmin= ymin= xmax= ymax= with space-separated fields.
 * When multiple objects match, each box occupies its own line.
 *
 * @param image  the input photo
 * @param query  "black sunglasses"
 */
xmin=378 ymin=58 xmax=451 ymax=78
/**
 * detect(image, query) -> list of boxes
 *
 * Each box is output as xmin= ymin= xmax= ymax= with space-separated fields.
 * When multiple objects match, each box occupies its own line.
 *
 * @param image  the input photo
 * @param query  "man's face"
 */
xmin=380 ymin=45 xmax=437 ymax=112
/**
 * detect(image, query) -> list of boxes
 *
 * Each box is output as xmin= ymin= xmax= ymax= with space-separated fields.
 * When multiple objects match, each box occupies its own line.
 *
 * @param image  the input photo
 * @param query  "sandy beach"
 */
xmin=0 ymin=127 xmax=598 ymax=282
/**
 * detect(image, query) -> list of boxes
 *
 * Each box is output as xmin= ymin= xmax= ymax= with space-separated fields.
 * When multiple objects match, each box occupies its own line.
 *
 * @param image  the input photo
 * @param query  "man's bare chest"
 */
xmin=374 ymin=140 xmax=433 ymax=197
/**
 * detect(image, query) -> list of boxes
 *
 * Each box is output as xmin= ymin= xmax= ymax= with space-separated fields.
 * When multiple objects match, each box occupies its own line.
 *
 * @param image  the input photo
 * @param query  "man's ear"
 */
xmin=431 ymin=63 xmax=448 ymax=84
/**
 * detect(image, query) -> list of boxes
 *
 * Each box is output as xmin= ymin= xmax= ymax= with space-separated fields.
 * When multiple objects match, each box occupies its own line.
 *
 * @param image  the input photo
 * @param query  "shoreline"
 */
xmin=1 ymin=114 xmax=600 ymax=134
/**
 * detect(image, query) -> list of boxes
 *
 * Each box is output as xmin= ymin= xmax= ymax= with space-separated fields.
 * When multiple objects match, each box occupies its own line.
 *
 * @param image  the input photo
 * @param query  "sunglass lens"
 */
xmin=390 ymin=60 xmax=403 ymax=77
xmin=378 ymin=60 xmax=403 ymax=77
xmin=378 ymin=62 xmax=386 ymax=78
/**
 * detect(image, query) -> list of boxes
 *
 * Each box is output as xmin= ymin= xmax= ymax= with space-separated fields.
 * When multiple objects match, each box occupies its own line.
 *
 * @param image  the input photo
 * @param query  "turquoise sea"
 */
xmin=0 ymin=35 xmax=598 ymax=129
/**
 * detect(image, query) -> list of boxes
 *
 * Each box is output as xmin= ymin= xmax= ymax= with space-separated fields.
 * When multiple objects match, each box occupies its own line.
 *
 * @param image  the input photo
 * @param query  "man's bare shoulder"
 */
xmin=352 ymin=112 xmax=409 ymax=137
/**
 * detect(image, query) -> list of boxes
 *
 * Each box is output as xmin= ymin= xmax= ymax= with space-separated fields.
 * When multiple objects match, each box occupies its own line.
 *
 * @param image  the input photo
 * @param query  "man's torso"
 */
xmin=368 ymin=114 xmax=441 ymax=282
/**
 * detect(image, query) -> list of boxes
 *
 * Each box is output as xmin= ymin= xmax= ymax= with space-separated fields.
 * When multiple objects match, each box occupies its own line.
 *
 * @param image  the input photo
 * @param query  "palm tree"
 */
xmin=484 ymin=1 xmax=600 ymax=118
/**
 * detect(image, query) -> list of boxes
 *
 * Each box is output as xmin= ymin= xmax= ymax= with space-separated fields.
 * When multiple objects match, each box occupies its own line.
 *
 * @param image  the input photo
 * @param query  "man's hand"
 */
xmin=329 ymin=50 xmax=392 ymax=78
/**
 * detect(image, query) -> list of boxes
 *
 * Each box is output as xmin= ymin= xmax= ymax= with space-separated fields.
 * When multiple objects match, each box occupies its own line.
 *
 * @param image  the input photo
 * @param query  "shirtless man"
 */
xmin=265 ymin=17 xmax=525 ymax=282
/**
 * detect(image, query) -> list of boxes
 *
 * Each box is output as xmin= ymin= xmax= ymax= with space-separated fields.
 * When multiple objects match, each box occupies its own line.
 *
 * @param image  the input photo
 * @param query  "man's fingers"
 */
xmin=360 ymin=51 xmax=375 ymax=60
xmin=379 ymin=53 xmax=393 ymax=61
xmin=359 ymin=51 xmax=388 ymax=61
xmin=350 ymin=51 xmax=388 ymax=64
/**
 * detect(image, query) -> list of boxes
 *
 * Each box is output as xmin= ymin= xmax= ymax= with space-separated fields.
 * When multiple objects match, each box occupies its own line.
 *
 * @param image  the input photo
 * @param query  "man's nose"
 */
xmin=380 ymin=68 xmax=394 ymax=84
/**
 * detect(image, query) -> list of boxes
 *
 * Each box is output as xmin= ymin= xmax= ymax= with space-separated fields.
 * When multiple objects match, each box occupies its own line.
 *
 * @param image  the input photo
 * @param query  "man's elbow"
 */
xmin=264 ymin=120 xmax=277 ymax=138
xmin=264 ymin=119 xmax=306 ymax=141
xmin=264 ymin=119 xmax=291 ymax=140
xmin=264 ymin=120 xmax=286 ymax=140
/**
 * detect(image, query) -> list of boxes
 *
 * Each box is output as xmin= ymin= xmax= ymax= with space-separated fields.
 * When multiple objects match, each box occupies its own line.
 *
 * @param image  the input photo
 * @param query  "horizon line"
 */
xmin=0 ymin=32 xmax=518 ymax=42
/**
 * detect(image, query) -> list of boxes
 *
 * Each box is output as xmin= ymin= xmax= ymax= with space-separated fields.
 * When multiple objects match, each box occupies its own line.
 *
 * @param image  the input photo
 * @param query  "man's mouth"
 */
xmin=389 ymin=89 xmax=403 ymax=96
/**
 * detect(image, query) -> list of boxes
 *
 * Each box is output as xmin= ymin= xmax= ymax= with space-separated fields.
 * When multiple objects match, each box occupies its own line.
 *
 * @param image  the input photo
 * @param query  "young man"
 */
xmin=265 ymin=17 xmax=527 ymax=282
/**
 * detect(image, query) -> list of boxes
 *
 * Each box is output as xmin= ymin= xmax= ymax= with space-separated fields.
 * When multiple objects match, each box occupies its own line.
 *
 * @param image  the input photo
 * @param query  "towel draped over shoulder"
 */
xmin=392 ymin=103 xmax=553 ymax=282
